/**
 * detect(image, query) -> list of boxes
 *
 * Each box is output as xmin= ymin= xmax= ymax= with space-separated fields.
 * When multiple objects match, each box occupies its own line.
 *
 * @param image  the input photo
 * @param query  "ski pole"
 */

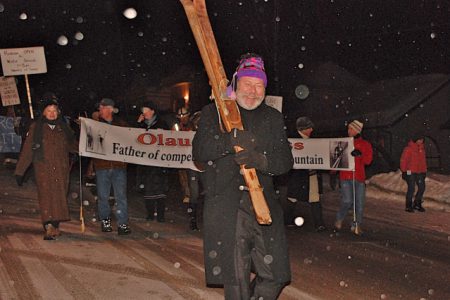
xmin=79 ymin=153 xmax=85 ymax=233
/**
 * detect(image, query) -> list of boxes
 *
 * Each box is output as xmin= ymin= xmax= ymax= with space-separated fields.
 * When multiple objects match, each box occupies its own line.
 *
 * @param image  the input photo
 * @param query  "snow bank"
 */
xmin=368 ymin=170 xmax=450 ymax=205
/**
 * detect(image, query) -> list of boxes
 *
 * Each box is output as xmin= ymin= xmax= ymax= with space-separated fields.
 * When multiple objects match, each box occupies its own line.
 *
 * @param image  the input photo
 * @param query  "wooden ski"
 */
xmin=180 ymin=0 xmax=272 ymax=225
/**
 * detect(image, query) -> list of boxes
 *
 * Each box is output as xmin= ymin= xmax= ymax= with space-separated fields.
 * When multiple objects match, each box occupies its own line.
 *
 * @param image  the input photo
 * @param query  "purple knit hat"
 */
xmin=235 ymin=55 xmax=267 ymax=87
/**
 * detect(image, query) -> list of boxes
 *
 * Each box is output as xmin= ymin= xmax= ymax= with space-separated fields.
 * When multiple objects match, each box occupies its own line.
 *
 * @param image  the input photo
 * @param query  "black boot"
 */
xmin=189 ymin=204 xmax=199 ymax=231
xmin=43 ymin=222 xmax=57 ymax=240
xmin=413 ymin=201 xmax=425 ymax=212
xmin=405 ymin=198 xmax=414 ymax=212
xmin=311 ymin=202 xmax=326 ymax=232
xmin=156 ymin=198 xmax=165 ymax=222
xmin=101 ymin=218 xmax=113 ymax=232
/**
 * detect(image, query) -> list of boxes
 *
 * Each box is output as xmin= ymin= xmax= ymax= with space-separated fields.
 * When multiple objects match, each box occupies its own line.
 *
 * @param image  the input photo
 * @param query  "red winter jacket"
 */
xmin=400 ymin=141 xmax=427 ymax=173
xmin=340 ymin=136 xmax=373 ymax=182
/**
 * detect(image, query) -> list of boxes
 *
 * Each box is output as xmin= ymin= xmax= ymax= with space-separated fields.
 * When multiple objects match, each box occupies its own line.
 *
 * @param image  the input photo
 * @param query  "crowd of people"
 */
xmin=11 ymin=53 xmax=428 ymax=299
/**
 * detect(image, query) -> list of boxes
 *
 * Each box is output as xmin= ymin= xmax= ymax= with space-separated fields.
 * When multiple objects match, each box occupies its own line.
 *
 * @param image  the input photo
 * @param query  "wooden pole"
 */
xmin=24 ymin=74 xmax=34 ymax=119
xmin=180 ymin=0 xmax=272 ymax=224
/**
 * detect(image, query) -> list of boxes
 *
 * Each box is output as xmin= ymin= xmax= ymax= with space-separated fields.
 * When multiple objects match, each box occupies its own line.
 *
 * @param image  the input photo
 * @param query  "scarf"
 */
xmin=144 ymin=115 xmax=157 ymax=129
xmin=32 ymin=116 xmax=75 ymax=161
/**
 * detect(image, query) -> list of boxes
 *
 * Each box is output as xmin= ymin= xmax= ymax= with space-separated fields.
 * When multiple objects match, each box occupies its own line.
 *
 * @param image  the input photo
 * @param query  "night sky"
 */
xmin=0 ymin=0 xmax=448 ymax=116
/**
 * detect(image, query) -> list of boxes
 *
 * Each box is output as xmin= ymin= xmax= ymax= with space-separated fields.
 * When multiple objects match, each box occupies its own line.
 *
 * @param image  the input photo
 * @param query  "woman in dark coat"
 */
xmin=136 ymin=101 xmax=169 ymax=222
xmin=15 ymin=95 xmax=77 ymax=240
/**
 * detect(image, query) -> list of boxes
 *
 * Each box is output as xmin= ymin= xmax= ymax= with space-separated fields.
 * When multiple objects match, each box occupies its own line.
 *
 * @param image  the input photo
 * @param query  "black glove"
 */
xmin=233 ymin=150 xmax=268 ymax=171
xmin=15 ymin=175 xmax=24 ymax=186
xmin=229 ymin=129 xmax=258 ymax=151
xmin=351 ymin=149 xmax=362 ymax=157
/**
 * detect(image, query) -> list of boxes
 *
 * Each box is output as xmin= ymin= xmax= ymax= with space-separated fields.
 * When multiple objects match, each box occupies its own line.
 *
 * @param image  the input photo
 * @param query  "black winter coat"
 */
xmin=287 ymin=132 xmax=323 ymax=201
xmin=192 ymin=103 xmax=293 ymax=286
xmin=136 ymin=117 xmax=169 ymax=196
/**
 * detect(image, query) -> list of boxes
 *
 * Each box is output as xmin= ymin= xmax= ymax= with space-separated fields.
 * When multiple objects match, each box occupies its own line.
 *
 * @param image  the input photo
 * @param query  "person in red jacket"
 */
xmin=400 ymin=136 xmax=427 ymax=212
xmin=335 ymin=120 xmax=373 ymax=235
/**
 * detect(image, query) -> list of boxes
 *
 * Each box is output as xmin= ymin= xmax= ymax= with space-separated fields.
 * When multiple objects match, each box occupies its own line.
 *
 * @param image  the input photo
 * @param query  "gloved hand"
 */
xmin=351 ymin=149 xmax=362 ymax=157
xmin=233 ymin=150 xmax=268 ymax=171
xmin=401 ymin=172 xmax=407 ymax=180
xmin=229 ymin=129 xmax=258 ymax=151
xmin=15 ymin=175 xmax=24 ymax=186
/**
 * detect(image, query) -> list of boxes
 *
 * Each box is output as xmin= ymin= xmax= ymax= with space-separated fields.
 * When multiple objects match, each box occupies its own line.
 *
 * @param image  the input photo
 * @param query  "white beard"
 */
xmin=236 ymin=91 xmax=265 ymax=110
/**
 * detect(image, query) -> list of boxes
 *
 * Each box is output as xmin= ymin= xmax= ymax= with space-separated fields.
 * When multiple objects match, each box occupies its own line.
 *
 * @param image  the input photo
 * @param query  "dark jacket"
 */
xmin=192 ymin=103 xmax=293 ymax=286
xmin=136 ymin=116 xmax=170 ymax=196
xmin=287 ymin=132 xmax=323 ymax=201
xmin=92 ymin=117 xmax=128 ymax=170
xmin=15 ymin=121 xmax=77 ymax=223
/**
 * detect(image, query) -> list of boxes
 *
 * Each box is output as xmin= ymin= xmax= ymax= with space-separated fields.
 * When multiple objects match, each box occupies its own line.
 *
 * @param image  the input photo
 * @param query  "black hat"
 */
xmin=141 ymin=100 xmax=158 ymax=112
xmin=412 ymin=133 xmax=425 ymax=142
xmin=99 ymin=98 xmax=115 ymax=107
xmin=296 ymin=116 xmax=314 ymax=131
xmin=177 ymin=106 xmax=190 ymax=118
xmin=40 ymin=92 xmax=59 ymax=111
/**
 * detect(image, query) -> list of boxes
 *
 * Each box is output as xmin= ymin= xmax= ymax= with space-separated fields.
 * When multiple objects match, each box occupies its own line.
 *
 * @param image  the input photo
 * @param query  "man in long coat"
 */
xmin=286 ymin=117 xmax=326 ymax=231
xmin=15 ymin=94 xmax=77 ymax=240
xmin=192 ymin=53 xmax=293 ymax=299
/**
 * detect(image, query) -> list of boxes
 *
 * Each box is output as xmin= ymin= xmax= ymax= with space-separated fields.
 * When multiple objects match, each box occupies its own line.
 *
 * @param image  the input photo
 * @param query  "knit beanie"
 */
xmin=235 ymin=54 xmax=267 ymax=87
xmin=348 ymin=120 xmax=363 ymax=133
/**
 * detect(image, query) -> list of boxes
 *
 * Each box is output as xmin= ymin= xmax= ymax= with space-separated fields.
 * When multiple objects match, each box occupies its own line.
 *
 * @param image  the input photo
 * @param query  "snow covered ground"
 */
xmin=367 ymin=170 xmax=450 ymax=210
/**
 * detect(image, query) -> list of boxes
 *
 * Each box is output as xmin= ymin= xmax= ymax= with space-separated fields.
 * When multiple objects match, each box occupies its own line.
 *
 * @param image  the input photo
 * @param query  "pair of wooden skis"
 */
xmin=180 ymin=0 xmax=272 ymax=225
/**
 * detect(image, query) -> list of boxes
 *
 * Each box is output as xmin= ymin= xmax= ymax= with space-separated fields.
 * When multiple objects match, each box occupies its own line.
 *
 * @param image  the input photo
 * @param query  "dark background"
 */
xmin=0 ymin=0 xmax=448 ymax=116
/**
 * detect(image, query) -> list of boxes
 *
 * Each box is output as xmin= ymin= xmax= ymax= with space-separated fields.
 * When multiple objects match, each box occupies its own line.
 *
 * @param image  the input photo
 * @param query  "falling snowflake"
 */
xmin=57 ymin=35 xmax=68 ymax=46
xmin=74 ymin=32 xmax=84 ymax=41
xmin=212 ymin=266 xmax=221 ymax=275
xmin=264 ymin=255 xmax=273 ymax=264
xmin=123 ymin=8 xmax=137 ymax=19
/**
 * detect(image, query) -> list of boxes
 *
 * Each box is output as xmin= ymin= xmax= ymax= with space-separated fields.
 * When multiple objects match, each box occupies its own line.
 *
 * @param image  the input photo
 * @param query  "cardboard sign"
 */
xmin=265 ymin=95 xmax=283 ymax=113
xmin=0 ymin=46 xmax=47 ymax=76
xmin=0 ymin=76 xmax=20 ymax=106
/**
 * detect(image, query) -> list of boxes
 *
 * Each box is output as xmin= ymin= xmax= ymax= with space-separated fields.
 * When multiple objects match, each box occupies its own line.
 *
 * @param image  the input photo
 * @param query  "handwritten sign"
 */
xmin=0 ymin=76 xmax=20 ymax=106
xmin=265 ymin=95 xmax=283 ymax=113
xmin=0 ymin=116 xmax=21 ymax=153
xmin=0 ymin=46 xmax=47 ymax=76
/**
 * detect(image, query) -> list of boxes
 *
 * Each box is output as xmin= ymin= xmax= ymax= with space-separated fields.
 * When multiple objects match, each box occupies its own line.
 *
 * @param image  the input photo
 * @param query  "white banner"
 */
xmin=79 ymin=118 xmax=354 ymax=171
xmin=290 ymin=137 xmax=354 ymax=171
xmin=0 ymin=76 xmax=20 ymax=106
xmin=0 ymin=46 xmax=47 ymax=76
xmin=79 ymin=118 xmax=197 ymax=170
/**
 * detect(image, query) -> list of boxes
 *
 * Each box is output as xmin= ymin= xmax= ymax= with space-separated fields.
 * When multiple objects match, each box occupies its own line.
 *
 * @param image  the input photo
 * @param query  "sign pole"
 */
xmin=24 ymin=74 xmax=34 ymax=119
xmin=0 ymin=46 xmax=47 ymax=120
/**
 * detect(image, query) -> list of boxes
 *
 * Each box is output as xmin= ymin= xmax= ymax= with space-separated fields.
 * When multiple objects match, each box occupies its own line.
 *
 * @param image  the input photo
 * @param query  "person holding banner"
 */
xmin=286 ymin=117 xmax=326 ymax=232
xmin=136 ymin=101 xmax=170 ymax=222
xmin=14 ymin=94 xmax=77 ymax=240
xmin=334 ymin=120 xmax=373 ymax=236
xmin=192 ymin=53 xmax=293 ymax=299
xmin=92 ymin=98 xmax=131 ymax=235
xmin=175 ymin=106 xmax=192 ymax=204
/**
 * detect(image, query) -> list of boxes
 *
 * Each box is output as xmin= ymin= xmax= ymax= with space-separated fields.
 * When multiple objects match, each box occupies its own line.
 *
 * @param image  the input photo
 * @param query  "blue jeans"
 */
xmin=96 ymin=169 xmax=128 ymax=225
xmin=336 ymin=180 xmax=366 ymax=225
xmin=405 ymin=173 xmax=426 ymax=208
